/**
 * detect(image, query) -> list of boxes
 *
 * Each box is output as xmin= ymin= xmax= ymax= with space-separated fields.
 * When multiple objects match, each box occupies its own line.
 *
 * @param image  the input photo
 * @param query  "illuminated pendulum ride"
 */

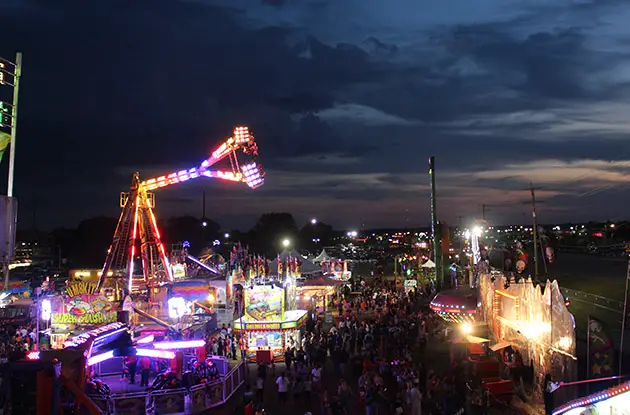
xmin=97 ymin=126 xmax=264 ymax=297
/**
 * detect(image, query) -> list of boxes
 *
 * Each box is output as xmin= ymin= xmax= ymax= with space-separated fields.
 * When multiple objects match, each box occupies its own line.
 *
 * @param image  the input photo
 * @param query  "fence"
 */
xmin=560 ymin=287 xmax=624 ymax=315
xmin=89 ymin=360 xmax=246 ymax=415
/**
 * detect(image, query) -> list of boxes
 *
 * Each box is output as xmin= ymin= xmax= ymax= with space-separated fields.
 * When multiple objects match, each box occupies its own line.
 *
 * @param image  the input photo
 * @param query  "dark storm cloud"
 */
xmin=0 ymin=0 xmax=389 ymax=228
xmin=3 ymin=0 xmax=630 ymax=229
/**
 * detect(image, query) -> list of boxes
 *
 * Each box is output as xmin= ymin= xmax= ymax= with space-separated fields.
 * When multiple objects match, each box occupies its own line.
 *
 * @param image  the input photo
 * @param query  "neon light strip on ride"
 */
xmin=87 ymin=350 xmax=115 ymax=366
xmin=152 ymin=340 xmax=205 ymax=349
xmin=135 ymin=349 xmax=175 ymax=359
xmin=135 ymin=334 xmax=154 ymax=344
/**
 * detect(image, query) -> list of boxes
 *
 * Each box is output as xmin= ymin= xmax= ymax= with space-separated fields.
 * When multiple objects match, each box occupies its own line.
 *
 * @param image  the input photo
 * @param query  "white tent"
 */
xmin=268 ymin=249 xmax=321 ymax=275
xmin=312 ymin=249 xmax=334 ymax=264
xmin=421 ymin=259 xmax=436 ymax=268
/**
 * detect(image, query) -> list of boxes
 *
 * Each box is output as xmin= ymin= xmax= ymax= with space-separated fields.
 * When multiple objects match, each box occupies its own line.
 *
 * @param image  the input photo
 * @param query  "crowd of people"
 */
xmin=0 ymin=323 xmax=38 ymax=362
xmin=244 ymin=281 xmax=471 ymax=415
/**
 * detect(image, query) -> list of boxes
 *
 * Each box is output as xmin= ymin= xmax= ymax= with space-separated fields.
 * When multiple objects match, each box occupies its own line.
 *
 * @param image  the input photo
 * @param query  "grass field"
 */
xmin=545 ymin=253 xmax=628 ymax=301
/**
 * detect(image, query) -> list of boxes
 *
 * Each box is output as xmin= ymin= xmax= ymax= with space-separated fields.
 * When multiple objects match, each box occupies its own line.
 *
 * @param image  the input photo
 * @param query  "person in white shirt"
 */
xmin=276 ymin=372 xmax=289 ymax=403
xmin=544 ymin=374 xmax=560 ymax=415
xmin=407 ymin=381 xmax=422 ymax=415
xmin=256 ymin=376 xmax=264 ymax=403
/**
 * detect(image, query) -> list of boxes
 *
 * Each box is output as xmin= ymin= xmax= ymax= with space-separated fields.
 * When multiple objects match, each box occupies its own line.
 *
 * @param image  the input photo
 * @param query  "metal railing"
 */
xmin=88 ymin=360 xmax=246 ymax=415
xmin=560 ymin=287 xmax=624 ymax=315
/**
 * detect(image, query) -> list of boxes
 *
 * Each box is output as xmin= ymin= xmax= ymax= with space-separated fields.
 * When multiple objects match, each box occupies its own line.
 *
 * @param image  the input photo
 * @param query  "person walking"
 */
xmin=124 ymin=355 xmax=137 ymax=384
xmin=276 ymin=372 xmax=289 ymax=404
xmin=139 ymin=356 xmax=152 ymax=387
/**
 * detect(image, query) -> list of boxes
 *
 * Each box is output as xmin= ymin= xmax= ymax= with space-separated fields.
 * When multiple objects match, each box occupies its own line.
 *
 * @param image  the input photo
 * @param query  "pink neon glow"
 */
xmin=148 ymin=208 xmax=161 ymax=240
xmin=135 ymin=348 xmax=176 ymax=359
xmin=131 ymin=196 xmax=140 ymax=239
xmin=153 ymin=340 xmax=206 ymax=349
xmin=129 ymin=195 xmax=140 ymax=290
xmin=27 ymin=351 xmax=40 ymax=360
xmin=201 ymin=170 xmax=241 ymax=181
xmin=135 ymin=334 xmax=154 ymax=344
xmin=129 ymin=245 xmax=135 ymax=291
xmin=87 ymin=350 xmax=114 ymax=366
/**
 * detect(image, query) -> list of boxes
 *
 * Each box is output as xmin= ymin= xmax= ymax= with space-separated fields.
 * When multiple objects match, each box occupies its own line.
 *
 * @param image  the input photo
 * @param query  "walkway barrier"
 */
xmin=111 ymin=391 xmax=147 ymax=415
xmin=151 ymin=388 xmax=187 ymax=415
xmin=188 ymin=359 xmax=246 ymax=410
xmin=88 ymin=360 xmax=245 ymax=415
xmin=90 ymin=396 xmax=111 ymax=414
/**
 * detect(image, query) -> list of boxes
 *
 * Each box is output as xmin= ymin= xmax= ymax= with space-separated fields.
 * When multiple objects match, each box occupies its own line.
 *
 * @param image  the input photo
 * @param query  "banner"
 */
xmin=588 ymin=316 xmax=614 ymax=378
xmin=244 ymin=285 xmax=284 ymax=321
xmin=52 ymin=281 xmax=116 ymax=326
xmin=0 ymin=131 xmax=9 ymax=163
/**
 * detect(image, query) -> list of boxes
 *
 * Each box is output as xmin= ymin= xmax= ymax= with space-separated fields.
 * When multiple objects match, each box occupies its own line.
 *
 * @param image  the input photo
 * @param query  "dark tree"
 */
xmin=299 ymin=220 xmax=334 ymax=249
xmin=248 ymin=213 xmax=299 ymax=256
xmin=73 ymin=216 xmax=118 ymax=267
xmin=163 ymin=215 xmax=220 ymax=253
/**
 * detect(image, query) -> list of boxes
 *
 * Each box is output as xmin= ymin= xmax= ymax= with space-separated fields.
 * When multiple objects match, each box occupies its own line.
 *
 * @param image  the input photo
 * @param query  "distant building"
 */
xmin=13 ymin=231 xmax=55 ymax=267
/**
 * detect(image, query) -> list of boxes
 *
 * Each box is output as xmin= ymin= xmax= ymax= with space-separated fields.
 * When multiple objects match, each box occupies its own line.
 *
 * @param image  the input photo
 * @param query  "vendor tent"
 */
xmin=421 ymin=259 xmax=436 ymax=268
xmin=301 ymin=259 xmax=321 ymax=274
xmin=312 ymin=249 xmax=334 ymax=264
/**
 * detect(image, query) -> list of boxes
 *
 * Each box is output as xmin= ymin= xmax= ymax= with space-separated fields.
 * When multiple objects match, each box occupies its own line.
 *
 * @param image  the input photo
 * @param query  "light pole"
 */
xmin=34 ymin=287 xmax=41 ymax=350
xmin=1 ymin=53 xmax=22 ymax=291
xmin=1 ymin=52 xmax=22 ymax=197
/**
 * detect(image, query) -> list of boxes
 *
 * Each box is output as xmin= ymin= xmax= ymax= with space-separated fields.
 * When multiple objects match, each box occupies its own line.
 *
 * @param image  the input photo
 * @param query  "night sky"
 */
xmin=2 ymin=0 xmax=630 ymax=231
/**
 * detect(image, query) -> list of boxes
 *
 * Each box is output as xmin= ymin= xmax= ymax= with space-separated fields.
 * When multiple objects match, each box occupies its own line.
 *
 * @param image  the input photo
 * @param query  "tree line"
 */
xmin=24 ymin=213 xmax=337 ymax=268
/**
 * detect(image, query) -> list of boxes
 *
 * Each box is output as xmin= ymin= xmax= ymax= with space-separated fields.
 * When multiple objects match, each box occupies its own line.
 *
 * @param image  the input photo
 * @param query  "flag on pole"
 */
xmin=277 ymin=254 xmax=283 ymax=277
xmin=588 ymin=316 xmax=614 ymax=378
xmin=0 ymin=131 xmax=9 ymax=163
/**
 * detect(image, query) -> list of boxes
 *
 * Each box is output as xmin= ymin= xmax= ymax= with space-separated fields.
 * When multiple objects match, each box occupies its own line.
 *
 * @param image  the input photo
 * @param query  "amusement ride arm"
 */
xmin=140 ymin=126 xmax=260 ymax=191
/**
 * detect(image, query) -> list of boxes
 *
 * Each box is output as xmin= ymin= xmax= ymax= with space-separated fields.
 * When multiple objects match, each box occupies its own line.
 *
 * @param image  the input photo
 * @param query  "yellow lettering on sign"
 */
xmin=52 ymin=312 xmax=117 ymax=325
xmin=66 ymin=282 xmax=98 ymax=298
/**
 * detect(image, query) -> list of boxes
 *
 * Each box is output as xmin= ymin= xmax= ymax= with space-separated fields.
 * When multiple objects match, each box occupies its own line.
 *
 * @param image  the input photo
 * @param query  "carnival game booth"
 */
xmin=297 ymin=276 xmax=344 ymax=313
xmin=552 ymin=380 xmax=630 ymax=415
xmin=321 ymin=260 xmax=351 ymax=281
xmin=232 ymin=284 xmax=308 ymax=362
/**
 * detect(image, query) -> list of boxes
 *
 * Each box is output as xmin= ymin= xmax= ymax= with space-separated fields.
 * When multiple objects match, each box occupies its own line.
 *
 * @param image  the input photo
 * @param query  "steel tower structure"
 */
xmin=97 ymin=126 xmax=264 ymax=293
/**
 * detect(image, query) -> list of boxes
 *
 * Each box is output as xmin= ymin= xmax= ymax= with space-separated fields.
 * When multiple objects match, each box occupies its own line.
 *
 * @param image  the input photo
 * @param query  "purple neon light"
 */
xmin=153 ymin=340 xmax=205 ymax=349
xmin=135 ymin=348 xmax=175 ymax=359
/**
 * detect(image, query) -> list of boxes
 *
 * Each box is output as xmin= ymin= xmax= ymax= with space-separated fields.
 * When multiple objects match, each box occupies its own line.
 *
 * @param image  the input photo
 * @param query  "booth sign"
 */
xmin=52 ymin=282 xmax=116 ymax=326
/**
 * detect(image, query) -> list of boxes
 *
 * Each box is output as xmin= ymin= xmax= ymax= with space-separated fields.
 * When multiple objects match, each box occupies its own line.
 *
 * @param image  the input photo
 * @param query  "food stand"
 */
xmin=297 ymin=277 xmax=341 ymax=311
xmin=232 ymin=285 xmax=308 ymax=361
